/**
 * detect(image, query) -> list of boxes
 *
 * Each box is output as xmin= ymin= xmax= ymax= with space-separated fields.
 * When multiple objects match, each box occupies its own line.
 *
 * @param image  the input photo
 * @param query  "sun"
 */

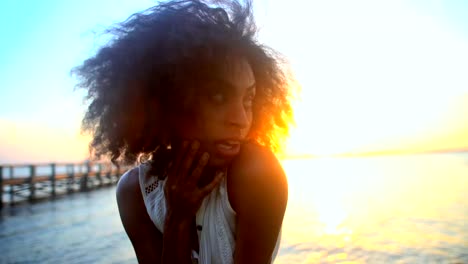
xmin=270 ymin=0 xmax=468 ymax=157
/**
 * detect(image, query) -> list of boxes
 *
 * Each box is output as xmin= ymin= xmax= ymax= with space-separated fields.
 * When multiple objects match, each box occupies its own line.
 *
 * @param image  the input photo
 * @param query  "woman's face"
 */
xmin=177 ymin=57 xmax=256 ymax=168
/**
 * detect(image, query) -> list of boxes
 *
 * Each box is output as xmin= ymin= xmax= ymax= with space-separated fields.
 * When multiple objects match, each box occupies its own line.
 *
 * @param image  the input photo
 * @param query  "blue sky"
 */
xmin=0 ymin=0 xmax=467 ymax=163
xmin=0 ymin=0 xmax=155 ymax=128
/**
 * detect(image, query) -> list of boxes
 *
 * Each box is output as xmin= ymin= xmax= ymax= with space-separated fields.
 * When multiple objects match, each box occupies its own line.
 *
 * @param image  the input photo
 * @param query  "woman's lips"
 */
xmin=214 ymin=140 xmax=241 ymax=158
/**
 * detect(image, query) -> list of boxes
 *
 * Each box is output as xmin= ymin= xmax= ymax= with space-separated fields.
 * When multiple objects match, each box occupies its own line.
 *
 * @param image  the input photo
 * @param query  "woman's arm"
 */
xmin=116 ymin=168 xmax=164 ymax=263
xmin=116 ymin=168 xmax=193 ymax=264
xmin=117 ymin=141 xmax=221 ymax=263
xmin=161 ymin=214 xmax=193 ymax=263
xmin=229 ymin=143 xmax=288 ymax=264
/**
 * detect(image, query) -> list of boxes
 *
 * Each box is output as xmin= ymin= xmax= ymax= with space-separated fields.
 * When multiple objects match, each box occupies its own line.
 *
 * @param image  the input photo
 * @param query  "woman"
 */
xmin=73 ymin=0 xmax=295 ymax=263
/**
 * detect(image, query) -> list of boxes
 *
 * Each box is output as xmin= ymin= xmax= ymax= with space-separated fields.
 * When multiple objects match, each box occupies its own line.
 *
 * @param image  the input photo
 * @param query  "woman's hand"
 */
xmin=164 ymin=140 xmax=223 ymax=222
xmin=162 ymin=140 xmax=223 ymax=263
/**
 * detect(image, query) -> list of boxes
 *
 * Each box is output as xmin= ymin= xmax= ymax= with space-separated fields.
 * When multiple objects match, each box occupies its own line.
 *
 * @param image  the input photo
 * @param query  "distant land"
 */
xmin=281 ymin=147 xmax=468 ymax=159
xmin=332 ymin=147 xmax=468 ymax=158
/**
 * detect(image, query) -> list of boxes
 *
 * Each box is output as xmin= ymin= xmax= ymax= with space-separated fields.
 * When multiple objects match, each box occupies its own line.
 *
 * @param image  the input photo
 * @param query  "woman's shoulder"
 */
xmin=116 ymin=167 xmax=141 ymax=208
xmin=117 ymin=163 xmax=157 ymax=195
xmin=116 ymin=165 xmax=161 ymax=230
xmin=232 ymin=141 xmax=284 ymax=179
xmin=228 ymin=142 xmax=288 ymax=213
xmin=116 ymin=166 xmax=164 ymax=262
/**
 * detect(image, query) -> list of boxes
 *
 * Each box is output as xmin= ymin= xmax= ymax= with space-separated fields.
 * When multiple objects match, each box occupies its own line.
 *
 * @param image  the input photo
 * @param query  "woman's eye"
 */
xmin=244 ymin=94 xmax=255 ymax=108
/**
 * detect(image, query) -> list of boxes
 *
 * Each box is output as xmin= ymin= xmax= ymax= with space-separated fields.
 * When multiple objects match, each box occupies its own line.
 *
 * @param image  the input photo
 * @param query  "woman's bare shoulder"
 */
xmin=232 ymin=142 xmax=284 ymax=179
xmin=116 ymin=167 xmax=145 ymax=224
xmin=116 ymin=167 xmax=140 ymax=201
xmin=228 ymin=142 xmax=288 ymax=213
xmin=116 ymin=166 xmax=164 ymax=263
xmin=229 ymin=142 xmax=287 ymax=263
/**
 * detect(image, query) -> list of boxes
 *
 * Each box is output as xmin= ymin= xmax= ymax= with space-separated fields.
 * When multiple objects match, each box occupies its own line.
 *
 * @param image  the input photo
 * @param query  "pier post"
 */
xmin=72 ymin=164 xmax=77 ymax=192
xmin=9 ymin=166 xmax=14 ymax=204
xmin=80 ymin=162 xmax=90 ymax=192
xmin=97 ymin=163 xmax=103 ymax=187
xmin=50 ymin=163 xmax=56 ymax=197
xmin=116 ymin=164 xmax=121 ymax=182
xmin=106 ymin=164 xmax=112 ymax=183
xmin=29 ymin=165 xmax=36 ymax=202
xmin=67 ymin=164 xmax=74 ymax=193
xmin=0 ymin=166 xmax=3 ymax=209
xmin=65 ymin=165 xmax=69 ymax=192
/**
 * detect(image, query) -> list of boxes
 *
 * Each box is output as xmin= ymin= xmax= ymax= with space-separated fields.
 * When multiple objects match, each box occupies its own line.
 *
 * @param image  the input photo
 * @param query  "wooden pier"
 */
xmin=0 ymin=162 xmax=132 ymax=209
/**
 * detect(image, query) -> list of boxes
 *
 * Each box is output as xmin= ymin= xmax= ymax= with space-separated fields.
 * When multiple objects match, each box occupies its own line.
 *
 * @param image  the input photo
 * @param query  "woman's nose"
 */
xmin=226 ymin=101 xmax=250 ymax=129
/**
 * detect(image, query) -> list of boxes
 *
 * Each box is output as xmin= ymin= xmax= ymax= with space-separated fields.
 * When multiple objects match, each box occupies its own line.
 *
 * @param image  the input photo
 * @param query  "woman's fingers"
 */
xmin=180 ymin=141 xmax=200 ymax=180
xmin=190 ymin=152 xmax=210 ymax=184
xmin=198 ymin=171 xmax=223 ymax=197
xmin=171 ymin=140 xmax=189 ymax=175
xmin=168 ymin=140 xmax=220 ymax=205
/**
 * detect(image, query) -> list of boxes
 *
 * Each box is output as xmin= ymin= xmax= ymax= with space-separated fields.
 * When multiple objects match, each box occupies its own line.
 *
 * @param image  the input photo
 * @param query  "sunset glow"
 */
xmin=272 ymin=0 xmax=468 ymax=156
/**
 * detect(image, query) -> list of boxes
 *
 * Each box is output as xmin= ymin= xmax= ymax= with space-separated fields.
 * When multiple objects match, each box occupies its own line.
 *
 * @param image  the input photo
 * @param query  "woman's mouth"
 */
xmin=214 ymin=140 xmax=241 ymax=158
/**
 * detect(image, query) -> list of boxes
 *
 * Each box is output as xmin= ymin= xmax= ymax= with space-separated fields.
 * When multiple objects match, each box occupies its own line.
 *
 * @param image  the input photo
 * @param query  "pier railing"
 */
xmin=0 ymin=162 xmax=133 ymax=209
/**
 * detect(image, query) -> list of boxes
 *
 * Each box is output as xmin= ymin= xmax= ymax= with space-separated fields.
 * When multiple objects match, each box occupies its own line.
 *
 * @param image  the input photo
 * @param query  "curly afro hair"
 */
xmin=72 ymin=0 xmax=296 ymax=164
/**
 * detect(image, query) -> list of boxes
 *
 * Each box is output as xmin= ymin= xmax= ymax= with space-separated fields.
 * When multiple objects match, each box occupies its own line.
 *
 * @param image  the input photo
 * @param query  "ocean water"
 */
xmin=1 ymin=153 xmax=467 ymax=263
xmin=277 ymin=153 xmax=467 ymax=263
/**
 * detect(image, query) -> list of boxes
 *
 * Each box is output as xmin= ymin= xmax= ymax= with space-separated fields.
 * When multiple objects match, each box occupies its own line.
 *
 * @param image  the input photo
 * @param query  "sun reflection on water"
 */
xmin=315 ymin=199 xmax=347 ymax=235
xmin=276 ymin=154 xmax=468 ymax=263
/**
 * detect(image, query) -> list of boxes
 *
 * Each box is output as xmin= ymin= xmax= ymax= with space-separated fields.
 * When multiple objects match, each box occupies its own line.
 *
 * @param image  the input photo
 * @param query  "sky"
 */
xmin=0 ymin=0 xmax=467 ymax=163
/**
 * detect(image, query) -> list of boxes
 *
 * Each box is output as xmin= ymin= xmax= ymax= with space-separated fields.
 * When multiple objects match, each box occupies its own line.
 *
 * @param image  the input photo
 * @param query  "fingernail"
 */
xmin=202 ymin=152 xmax=209 ymax=161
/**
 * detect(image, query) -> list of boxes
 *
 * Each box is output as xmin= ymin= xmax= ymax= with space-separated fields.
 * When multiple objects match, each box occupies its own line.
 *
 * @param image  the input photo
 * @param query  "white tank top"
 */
xmin=137 ymin=163 xmax=281 ymax=264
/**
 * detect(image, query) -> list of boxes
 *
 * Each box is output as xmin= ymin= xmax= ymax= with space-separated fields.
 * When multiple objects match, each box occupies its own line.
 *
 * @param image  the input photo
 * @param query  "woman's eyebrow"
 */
xmin=212 ymin=78 xmax=256 ymax=92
